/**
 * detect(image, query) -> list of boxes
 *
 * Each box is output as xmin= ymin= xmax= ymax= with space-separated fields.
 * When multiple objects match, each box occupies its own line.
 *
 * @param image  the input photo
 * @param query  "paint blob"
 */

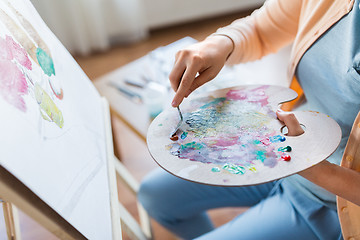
xmin=0 ymin=59 xmax=28 ymax=111
xmin=0 ymin=35 xmax=30 ymax=112
xmin=170 ymin=135 xmax=179 ymax=141
xmin=36 ymin=47 xmax=55 ymax=76
xmin=180 ymin=131 xmax=188 ymax=139
xmin=35 ymin=83 xmax=64 ymax=128
xmin=278 ymin=146 xmax=292 ymax=152
xmin=281 ymin=155 xmax=291 ymax=161
xmin=166 ymin=86 xmax=293 ymax=175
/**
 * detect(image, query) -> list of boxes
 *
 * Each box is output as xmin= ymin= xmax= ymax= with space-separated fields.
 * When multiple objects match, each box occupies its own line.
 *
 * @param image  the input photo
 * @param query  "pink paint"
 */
xmin=0 ymin=37 xmax=11 ymax=60
xmin=226 ymin=90 xmax=248 ymax=100
xmin=0 ymin=36 xmax=32 ymax=70
xmin=260 ymin=138 xmax=271 ymax=146
xmin=0 ymin=60 xmax=28 ymax=111
xmin=0 ymin=36 xmax=31 ymax=112
xmin=212 ymin=136 xmax=238 ymax=147
xmin=226 ymin=86 xmax=269 ymax=107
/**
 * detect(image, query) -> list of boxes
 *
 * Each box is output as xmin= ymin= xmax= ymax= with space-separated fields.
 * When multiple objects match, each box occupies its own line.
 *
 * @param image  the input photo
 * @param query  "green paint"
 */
xmin=158 ymin=123 xmax=163 ymax=126
xmin=222 ymin=163 xmax=246 ymax=174
xmin=36 ymin=47 xmax=55 ymax=76
xmin=181 ymin=141 xmax=204 ymax=150
xmin=256 ymin=150 xmax=266 ymax=162
xmin=253 ymin=139 xmax=261 ymax=145
xmin=278 ymin=146 xmax=292 ymax=152
xmin=211 ymin=167 xmax=221 ymax=172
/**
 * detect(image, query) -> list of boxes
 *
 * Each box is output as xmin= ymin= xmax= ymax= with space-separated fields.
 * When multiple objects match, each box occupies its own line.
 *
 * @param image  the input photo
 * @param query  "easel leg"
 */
xmin=2 ymin=201 xmax=21 ymax=240
xmin=111 ymin=115 xmax=122 ymax=161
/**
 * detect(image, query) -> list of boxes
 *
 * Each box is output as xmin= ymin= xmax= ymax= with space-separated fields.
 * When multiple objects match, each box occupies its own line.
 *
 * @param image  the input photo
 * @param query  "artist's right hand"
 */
xmin=170 ymin=35 xmax=234 ymax=107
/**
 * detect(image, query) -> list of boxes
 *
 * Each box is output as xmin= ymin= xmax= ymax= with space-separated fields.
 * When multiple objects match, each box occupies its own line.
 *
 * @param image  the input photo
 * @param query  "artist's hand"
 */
xmin=277 ymin=109 xmax=360 ymax=206
xmin=170 ymin=35 xmax=234 ymax=107
xmin=277 ymin=109 xmax=336 ymax=183
xmin=276 ymin=109 xmax=304 ymax=136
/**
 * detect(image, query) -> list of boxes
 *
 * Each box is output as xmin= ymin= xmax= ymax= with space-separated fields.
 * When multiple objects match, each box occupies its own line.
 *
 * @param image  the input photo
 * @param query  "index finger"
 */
xmin=171 ymin=63 xmax=198 ymax=107
xmin=169 ymin=58 xmax=186 ymax=92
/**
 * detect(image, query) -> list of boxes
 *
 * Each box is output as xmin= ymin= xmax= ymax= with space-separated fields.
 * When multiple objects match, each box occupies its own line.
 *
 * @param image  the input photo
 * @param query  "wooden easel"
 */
xmin=1 ymin=200 xmax=21 ymax=240
xmin=0 ymin=98 xmax=152 ymax=240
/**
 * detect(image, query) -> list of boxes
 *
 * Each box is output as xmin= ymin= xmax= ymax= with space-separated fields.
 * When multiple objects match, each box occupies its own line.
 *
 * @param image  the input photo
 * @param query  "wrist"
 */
xmin=206 ymin=34 xmax=234 ymax=60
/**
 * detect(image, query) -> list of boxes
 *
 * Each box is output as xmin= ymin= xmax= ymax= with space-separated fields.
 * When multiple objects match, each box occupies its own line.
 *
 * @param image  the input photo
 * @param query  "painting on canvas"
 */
xmin=0 ymin=0 xmax=112 ymax=238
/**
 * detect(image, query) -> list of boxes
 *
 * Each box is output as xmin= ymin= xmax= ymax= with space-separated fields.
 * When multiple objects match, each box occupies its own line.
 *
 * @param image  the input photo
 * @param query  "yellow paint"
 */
xmin=35 ymin=83 xmax=64 ymax=128
xmin=248 ymin=166 xmax=257 ymax=173
xmin=206 ymin=128 xmax=216 ymax=137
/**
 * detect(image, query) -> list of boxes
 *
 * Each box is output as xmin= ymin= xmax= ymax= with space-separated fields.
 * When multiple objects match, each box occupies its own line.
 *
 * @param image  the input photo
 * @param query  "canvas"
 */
xmin=0 ymin=0 xmax=112 ymax=238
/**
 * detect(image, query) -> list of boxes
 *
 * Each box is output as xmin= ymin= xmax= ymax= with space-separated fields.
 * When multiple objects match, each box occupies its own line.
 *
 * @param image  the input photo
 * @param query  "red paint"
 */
xmin=170 ymin=135 xmax=179 ymax=141
xmin=260 ymin=138 xmax=271 ymax=146
xmin=281 ymin=155 xmax=291 ymax=161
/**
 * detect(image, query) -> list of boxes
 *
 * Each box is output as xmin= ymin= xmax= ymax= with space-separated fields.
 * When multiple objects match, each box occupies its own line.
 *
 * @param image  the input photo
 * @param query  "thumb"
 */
xmin=276 ymin=109 xmax=304 ymax=136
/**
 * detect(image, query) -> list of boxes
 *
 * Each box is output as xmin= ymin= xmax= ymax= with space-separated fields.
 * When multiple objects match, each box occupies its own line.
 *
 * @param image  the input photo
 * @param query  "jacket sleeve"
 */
xmin=337 ymin=111 xmax=360 ymax=239
xmin=214 ymin=0 xmax=302 ymax=64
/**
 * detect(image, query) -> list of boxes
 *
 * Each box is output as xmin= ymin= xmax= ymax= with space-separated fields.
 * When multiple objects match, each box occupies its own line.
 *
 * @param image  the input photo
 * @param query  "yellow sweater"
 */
xmin=215 ymin=0 xmax=359 ymax=238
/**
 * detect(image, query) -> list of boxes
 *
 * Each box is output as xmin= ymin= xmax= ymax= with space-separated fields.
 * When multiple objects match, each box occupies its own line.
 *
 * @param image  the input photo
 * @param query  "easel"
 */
xmin=1 ymin=200 xmax=21 ymax=240
xmin=0 ymin=98 xmax=152 ymax=240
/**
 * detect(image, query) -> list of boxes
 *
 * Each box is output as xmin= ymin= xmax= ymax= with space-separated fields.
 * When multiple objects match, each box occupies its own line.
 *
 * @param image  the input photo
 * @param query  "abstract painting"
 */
xmin=0 ymin=0 xmax=113 ymax=238
xmin=0 ymin=2 xmax=63 ymax=127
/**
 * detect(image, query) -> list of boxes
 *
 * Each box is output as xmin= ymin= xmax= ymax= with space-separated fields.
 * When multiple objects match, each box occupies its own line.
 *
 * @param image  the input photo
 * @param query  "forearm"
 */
xmin=298 ymin=160 xmax=360 ymax=206
xmin=213 ymin=0 xmax=301 ymax=65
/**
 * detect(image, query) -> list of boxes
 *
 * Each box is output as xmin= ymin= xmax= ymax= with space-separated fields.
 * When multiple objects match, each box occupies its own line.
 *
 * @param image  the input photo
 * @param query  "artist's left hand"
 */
xmin=276 ymin=109 xmax=304 ymax=136
xmin=276 ymin=108 xmax=360 ymax=206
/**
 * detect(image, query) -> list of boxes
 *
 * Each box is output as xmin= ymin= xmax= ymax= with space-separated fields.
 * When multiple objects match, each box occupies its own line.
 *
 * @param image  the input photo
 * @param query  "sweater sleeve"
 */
xmin=337 ymin=111 xmax=360 ymax=239
xmin=213 ymin=0 xmax=302 ymax=64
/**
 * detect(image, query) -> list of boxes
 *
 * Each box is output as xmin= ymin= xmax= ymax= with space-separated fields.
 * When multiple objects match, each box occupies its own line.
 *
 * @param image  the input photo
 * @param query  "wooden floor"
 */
xmin=0 ymin=8 xmax=256 ymax=240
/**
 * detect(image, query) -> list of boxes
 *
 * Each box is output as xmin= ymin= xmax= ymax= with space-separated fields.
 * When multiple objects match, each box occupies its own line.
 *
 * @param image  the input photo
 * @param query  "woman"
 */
xmin=138 ymin=0 xmax=360 ymax=239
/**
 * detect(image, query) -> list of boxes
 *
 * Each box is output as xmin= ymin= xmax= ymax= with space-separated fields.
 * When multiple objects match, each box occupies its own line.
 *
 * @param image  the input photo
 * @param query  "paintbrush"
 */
xmin=170 ymin=106 xmax=183 ymax=140
xmin=170 ymin=77 xmax=184 ymax=140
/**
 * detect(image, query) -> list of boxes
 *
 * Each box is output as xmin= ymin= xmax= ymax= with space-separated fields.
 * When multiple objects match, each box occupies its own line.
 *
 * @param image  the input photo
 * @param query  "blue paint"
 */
xmin=269 ymin=135 xmax=286 ymax=143
xmin=199 ymin=97 xmax=226 ymax=109
xmin=180 ymin=131 xmax=188 ymax=139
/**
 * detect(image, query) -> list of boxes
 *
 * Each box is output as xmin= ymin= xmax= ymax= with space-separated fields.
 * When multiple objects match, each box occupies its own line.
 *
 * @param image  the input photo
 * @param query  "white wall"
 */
xmin=143 ymin=0 xmax=265 ymax=29
xmin=29 ymin=0 xmax=265 ymax=54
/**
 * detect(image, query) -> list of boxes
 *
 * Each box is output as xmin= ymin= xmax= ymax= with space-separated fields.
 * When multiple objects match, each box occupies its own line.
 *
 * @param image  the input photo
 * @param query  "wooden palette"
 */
xmin=147 ymin=85 xmax=341 ymax=186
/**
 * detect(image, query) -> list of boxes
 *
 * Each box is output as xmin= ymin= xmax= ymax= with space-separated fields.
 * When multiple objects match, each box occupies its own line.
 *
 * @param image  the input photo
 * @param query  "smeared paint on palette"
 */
xmin=147 ymin=85 xmax=341 ymax=186
xmin=167 ymin=86 xmax=291 ymax=175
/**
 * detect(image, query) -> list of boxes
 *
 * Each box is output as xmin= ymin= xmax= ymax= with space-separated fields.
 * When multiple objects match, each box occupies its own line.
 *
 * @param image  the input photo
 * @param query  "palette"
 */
xmin=147 ymin=85 xmax=341 ymax=186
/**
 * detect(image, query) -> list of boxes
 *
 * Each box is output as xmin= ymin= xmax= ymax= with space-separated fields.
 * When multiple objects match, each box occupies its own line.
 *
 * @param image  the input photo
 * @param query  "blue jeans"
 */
xmin=138 ymin=168 xmax=341 ymax=240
